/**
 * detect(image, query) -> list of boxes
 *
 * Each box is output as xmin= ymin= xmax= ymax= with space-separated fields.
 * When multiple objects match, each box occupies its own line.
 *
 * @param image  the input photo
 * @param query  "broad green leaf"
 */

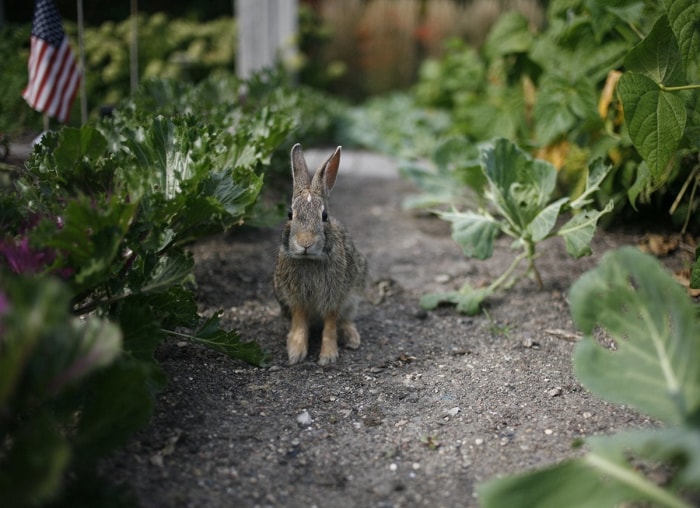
xmin=0 ymin=276 xmax=66 ymax=407
xmin=624 ymin=16 xmax=684 ymax=86
xmin=557 ymin=199 xmax=614 ymax=257
xmin=478 ymin=443 xmax=693 ymax=508
xmin=569 ymin=158 xmax=613 ymax=209
xmin=483 ymin=11 xmax=533 ymax=60
xmin=123 ymin=116 xmax=198 ymax=200
xmin=139 ymin=251 xmax=194 ymax=295
xmin=569 ymin=247 xmax=700 ymax=424
xmin=0 ymin=412 xmax=70 ymax=508
xmin=589 ymin=427 xmax=700 ymax=488
xmin=419 ymin=284 xmax=492 ymax=315
xmin=527 ymin=197 xmax=568 ymax=242
xmin=54 ymin=125 xmax=108 ymax=167
xmin=75 ymin=358 xmax=158 ymax=460
xmin=478 ymin=458 xmax=648 ymax=508
xmin=663 ymin=0 xmax=700 ymax=79
xmin=480 ymin=138 xmax=558 ymax=230
xmin=617 ymin=72 xmax=687 ymax=182
xmin=184 ymin=312 xmax=269 ymax=366
xmin=116 ymin=297 xmax=167 ymax=362
xmin=50 ymin=316 xmax=122 ymax=393
xmin=534 ymin=74 xmax=600 ymax=144
xmin=438 ymin=210 xmax=501 ymax=260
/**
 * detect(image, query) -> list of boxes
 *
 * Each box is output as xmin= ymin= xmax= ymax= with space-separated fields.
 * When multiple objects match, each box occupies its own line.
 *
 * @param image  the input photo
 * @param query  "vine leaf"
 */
xmin=617 ymin=72 xmax=686 ymax=184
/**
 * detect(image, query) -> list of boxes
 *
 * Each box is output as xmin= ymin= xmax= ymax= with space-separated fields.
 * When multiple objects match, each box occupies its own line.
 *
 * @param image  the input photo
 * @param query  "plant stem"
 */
xmin=585 ymin=452 xmax=692 ymax=508
xmin=487 ymin=251 xmax=528 ymax=294
xmin=659 ymin=83 xmax=700 ymax=92
xmin=525 ymin=240 xmax=543 ymax=290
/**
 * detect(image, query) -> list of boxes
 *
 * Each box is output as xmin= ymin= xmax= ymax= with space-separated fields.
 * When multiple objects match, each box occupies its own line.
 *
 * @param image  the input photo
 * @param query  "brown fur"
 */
xmin=273 ymin=144 xmax=368 ymax=365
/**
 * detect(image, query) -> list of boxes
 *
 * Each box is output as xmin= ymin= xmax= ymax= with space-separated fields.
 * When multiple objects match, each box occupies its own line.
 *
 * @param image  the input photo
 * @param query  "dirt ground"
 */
xmin=100 ymin=149 xmax=673 ymax=507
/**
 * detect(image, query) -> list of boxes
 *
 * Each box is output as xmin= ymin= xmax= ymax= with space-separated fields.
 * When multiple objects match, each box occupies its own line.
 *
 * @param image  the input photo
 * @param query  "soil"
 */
xmin=100 ymin=149 xmax=675 ymax=507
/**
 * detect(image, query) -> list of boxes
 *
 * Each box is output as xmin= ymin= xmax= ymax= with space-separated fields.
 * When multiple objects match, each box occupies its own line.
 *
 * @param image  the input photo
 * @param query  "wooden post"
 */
xmin=236 ymin=0 xmax=298 ymax=80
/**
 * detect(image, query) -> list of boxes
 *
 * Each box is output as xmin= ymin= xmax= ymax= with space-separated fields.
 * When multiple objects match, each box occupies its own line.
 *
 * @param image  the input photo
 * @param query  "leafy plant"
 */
xmin=420 ymin=138 xmax=613 ymax=315
xmin=407 ymin=0 xmax=699 ymax=227
xmin=0 ymin=72 xmax=305 ymax=504
xmin=478 ymin=246 xmax=700 ymax=508
xmin=616 ymin=0 xmax=700 ymax=229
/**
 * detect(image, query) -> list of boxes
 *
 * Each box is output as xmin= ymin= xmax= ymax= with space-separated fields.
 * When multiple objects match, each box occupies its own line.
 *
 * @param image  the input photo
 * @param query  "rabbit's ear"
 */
xmin=312 ymin=146 xmax=341 ymax=195
xmin=291 ymin=143 xmax=311 ymax=190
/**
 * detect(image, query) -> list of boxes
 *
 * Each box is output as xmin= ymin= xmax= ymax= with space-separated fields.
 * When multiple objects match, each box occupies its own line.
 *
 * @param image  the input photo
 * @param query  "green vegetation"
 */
xmin=0 ymin=71 xmax=341 ymax=506
xmin=419 ymin=138 xmax=613 ymax=314
xmin=479 ymin=247 xmax=700 ymax=507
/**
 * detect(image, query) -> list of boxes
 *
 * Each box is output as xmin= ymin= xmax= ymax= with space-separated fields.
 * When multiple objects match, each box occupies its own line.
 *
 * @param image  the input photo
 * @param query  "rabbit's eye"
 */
xmin=287 ymin=209 xmax=293 ymax=220
xmin=322 ymin=210 xmax=328 ymax=222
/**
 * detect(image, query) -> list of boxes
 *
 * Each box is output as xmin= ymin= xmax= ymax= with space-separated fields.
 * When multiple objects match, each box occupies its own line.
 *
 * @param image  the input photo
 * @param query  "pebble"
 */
xmin=547 ymin=387 xmax=562 ymax=397
xmin=296 ymin=410 xmax=312 ymax=426
xmin=445 ymin=407 xmax=460 ymax=417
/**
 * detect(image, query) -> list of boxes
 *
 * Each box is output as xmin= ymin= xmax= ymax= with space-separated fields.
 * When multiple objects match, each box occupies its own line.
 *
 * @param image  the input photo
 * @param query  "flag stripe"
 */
xmin=22 ymin=0 xmax=81 ymax=123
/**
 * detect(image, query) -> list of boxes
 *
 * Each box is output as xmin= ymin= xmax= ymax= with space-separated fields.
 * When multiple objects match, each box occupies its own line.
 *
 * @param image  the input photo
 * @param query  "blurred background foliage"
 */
xmin=2 ymin=0 xmax=699 ymax=229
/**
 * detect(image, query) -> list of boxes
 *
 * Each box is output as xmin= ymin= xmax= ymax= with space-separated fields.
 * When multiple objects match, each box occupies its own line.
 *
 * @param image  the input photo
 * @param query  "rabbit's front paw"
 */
xmin=318 ymin=348 xmax=339 ymax=365
xmin=319 ymin=328 xmax=339 ymax=365
xmin=287 ymin=328 xmax=308 ymax=365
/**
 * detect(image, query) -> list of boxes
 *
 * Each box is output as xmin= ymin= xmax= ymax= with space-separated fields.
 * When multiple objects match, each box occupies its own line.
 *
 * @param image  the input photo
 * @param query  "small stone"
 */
xmin=547 ymin=387 xmax=562 ymax=397
xmin=296 ymin=410 xmax=312 ymax=426
xmin=474 ymin=438 xmax=484 ymax=445
xmin=445 ymin=407 xmax=460 ymax=417
xmin=435 ymin=274 xmax=451 ymax=284
xmin=414 ymin=308 xmax=429 ymax=320
xmin=389 ymin=463 xmax=398 ymax=471
xmin=544 ymin=429 xmax=553 ymax=435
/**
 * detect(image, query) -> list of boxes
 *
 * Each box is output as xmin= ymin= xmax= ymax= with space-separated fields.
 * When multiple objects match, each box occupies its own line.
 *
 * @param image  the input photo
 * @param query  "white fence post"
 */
xmin=236 ymin=0 xmax=298 ymax=79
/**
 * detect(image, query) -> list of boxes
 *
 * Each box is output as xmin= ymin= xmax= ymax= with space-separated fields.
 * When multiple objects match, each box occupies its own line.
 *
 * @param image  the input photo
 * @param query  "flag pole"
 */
xmin=130 ymin=0 xmax=138 ymax=93
xmin=76 ymin=0 xmax=87 ymax=124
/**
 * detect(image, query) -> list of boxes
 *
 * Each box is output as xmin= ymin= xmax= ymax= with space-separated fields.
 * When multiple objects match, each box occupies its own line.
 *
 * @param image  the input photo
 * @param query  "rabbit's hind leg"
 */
xmin=340 ymin=320 xmax=361 ymax=350
xmin=287 ymin=308 xmax=309 ymax=365
xmin=319 ymin=312 xmax=339 ymax=365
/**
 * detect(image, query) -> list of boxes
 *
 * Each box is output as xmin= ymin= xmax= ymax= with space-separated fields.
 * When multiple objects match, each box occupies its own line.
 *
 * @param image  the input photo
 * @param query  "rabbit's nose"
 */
xmin=295 ymin=232 xmax=315 ymax=249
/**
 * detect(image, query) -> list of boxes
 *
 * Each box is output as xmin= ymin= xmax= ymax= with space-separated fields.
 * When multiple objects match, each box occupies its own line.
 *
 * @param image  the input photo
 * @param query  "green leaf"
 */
xmin=569 ymin=158 xmax=613 ymax=209
xmin=139 ymin=251 xmax=194 ymax=295
xmin=624 ymin=16 xmax=684 ymax=86
xmin=480 ymin=138 xmax=558 ymax=231
xmin=182 ymin=312 xmax=269 ymax=366
xmin=483 ymin=11 xmax=534 ymax=60
xmin=534 ymin=74 xmax=600 ymax=144
xmin=75 ymin=358 xmax=158 ymax=461
xmin=0 ymin=412 xmax=70 ymax=508
xmin=589 ymin=426 xmax=700 ymax=489
xmin=50 ymin=316 xmax=122 ymax=393
xmin=617 ymin=72 xmax=687 ymax=182
xmin=527 ymin=197 xmax=568 ymax=242
xmin=478 ymin=443 xmax=693 ymax=508
xmin=557 ymin=199 xmax=614 ymax=258
xmin=569 ymin=247 xmax=700 ymax=425
xmin=438 ymin=210 xmax=501 ymax=260
xmin=419 ymin=284 xmax=492 ymax=316
xmin=478 ymin=458 xmax=644 ymax=508
xmin=53 ymin=125 xmax=108 ymax=167
xmin=663 ymin=0 xmax=700 ymax=79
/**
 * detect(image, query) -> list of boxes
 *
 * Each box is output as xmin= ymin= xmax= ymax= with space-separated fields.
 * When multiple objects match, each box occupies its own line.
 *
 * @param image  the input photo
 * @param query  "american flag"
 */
xmin=22 ymin=0 xmax=82 ymax=123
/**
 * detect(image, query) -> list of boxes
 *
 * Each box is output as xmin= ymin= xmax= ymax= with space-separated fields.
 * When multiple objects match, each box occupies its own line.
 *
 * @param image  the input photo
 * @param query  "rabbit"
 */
xmin=273 ymin=143 xmax=368 ymax=365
